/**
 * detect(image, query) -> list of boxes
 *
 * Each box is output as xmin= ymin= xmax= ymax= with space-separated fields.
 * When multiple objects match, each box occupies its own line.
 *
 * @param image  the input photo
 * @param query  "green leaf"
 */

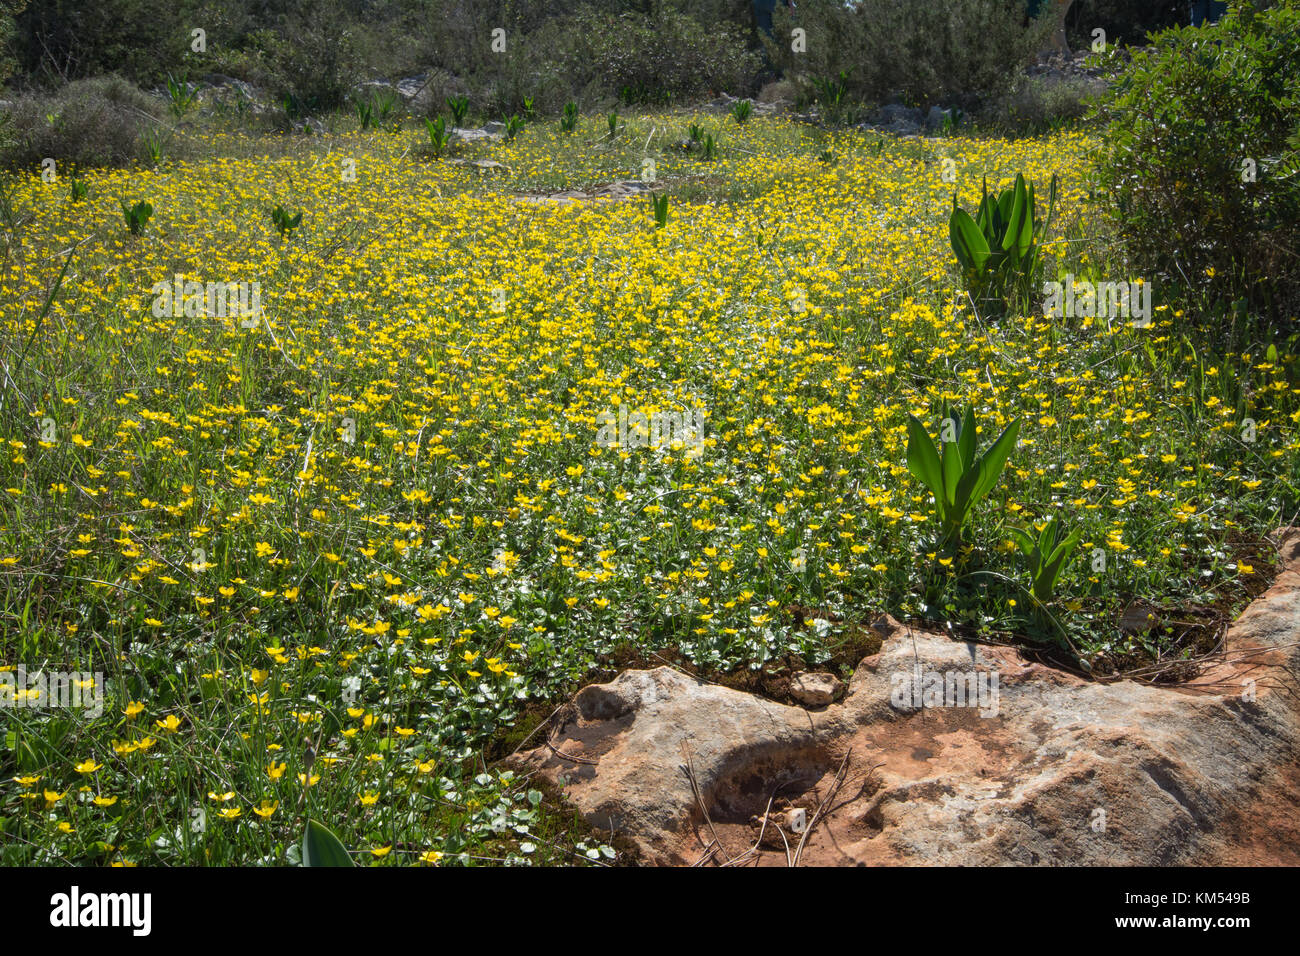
xmin=1041 ymin=173 xmax=1058 ymax=238
xmin=972 ymin=418 xmax=1020 ymax=502
xmin=957 ymin=406 xmax=977 ymax=471
xmin=1003 ymin=175 xmax=1029 ymax=253
xmin=905 ymin=414 xmax=944 ymax=500
xmin=949 ymin=208 xmax=990 ymax=271
xmin=995 ymin=187 xmax=1015 ymax=239
xmin=1007 ymin=526 xmax=1036 ymax=556
xmin=1037 ymin=527 xmax=1083 ymax=600
xmin=1045 ymin=526 xmax=1083 ymax=569
xmin=1037 ymin=517 xmax=1057 ymax=556
xmin=941 ymin=433 xmax=962 ymax=507
xmin=302 ymin=819 xmax=354 ymax=867
xmin=1015 ymin=181 xmax=1035 ymax=259
xmin=953 ymin=455 xmax=982 ymax=517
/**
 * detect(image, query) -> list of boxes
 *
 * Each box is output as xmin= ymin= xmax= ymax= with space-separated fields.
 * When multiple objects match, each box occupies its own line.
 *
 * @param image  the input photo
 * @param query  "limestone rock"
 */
xmin=514 ymin=667 xmax=838 ymax=864
xmin=515 ymin=530 xmax=1300 ymax=866
xmin=789 ymin=671 xmax=845 ymax=708
xmin=450 ymin=126 xmax=501 ymax=144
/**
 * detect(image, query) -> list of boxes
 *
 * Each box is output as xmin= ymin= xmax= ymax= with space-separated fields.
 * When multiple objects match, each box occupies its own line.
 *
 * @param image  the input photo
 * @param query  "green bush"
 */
xmin=242 ymin=19 xmax=360 ymax=113
xmin=546 ymin=8 xmax=760 ymax=107
xmin=0 ymin=75 xmax=166 ymax=170
xmin=408 ymin=5 xmax=759 ymax=118
xmin=981 ymin=73 xmax=1105 ymax=134
xmin=14 ymin=0 xmax=190 ymax=85
xmin=0 ymin=1 xmax=25 ymax=86
xmin=771 ymin=0 xmax=1051 ymax=112
xmin=1092 ymin=1 xmax=1300 ymax=324
xmin=200 ymin=0 xmax=366 ymax=114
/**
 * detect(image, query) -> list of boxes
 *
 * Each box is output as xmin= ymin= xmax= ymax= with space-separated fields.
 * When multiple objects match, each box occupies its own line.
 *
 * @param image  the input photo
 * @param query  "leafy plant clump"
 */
xmin=424 ymin=116 xmax=452 ymax=157
xmin=447 ymin=95 xmax=470 ymax=127
xmin=1008 ymin=518 xmax=1084 ymax=603
xmin=949 ymin=172 xmax=1057 ymax=317
xmin=560 ymin=101 xmax=578 ymax=133
xmin=906 ymin=403 xmax=1021 ymax=547
xmin=120 ymin=199 xmax=152 ymax=235
xmin=271 ymin=204 xmax=303 ymax=238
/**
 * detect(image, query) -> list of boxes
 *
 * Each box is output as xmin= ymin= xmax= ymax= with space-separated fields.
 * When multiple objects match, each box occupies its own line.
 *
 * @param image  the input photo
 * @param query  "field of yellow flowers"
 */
xmin=1 ymin=112 xmax=1297 ymax=864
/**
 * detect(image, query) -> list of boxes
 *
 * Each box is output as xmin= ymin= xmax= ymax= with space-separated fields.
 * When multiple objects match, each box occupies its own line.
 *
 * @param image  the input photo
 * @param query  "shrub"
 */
xmin=771 ymin=0 xmax=1051 ymax=112
xmin=0 ymin=75 xmax=165 ymax=170
xmin=1091 ymin=1 xmax=1300 ymax=325
xmin=981 ymin=73 xmax=1105 ymax=133
xmin=0 ymin=1 xmax=25 ymax=86
xmin=14 ymin=0 xmax=189 ymax=85
xmin=546 ymin=8 xmax=761 ymax=107
xmin=223 ymin=0 xmax=363 ymax=114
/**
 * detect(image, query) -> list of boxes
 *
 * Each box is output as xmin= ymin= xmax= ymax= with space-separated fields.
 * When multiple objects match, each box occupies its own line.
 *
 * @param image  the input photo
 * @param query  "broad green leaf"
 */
xmin=941 ymin=434 xmax=963 ymax=507
xmin=972 ymin=418 xmax=1020 ymax=502
xmin=302 ymin=819 xmax=354 ymax=867
xmin=1015 ymin=183 xmax=1035 ymax=259
xmin=1003 ymin=176 xmax=1029 ymax=253
xmin=1036 ymin=518 xmax=1056 ymax=556
xmin=1045 ymin=526 xmax=1083 ymax=569
xmin=953 ymin=456 xmax=982 ymax=518
xmin=1007 ymin=526 xmax=1036 ymax=556
xmin=957 ymin=406 xmax=976 ymax=471
xmin=995 ymin=187 xmax=1014 ymax=239
xmin=1038 ymin=528 xmax=1083 ymax=600
xmin=906 ymin=414 xmax=944 ymax=500
xmin=949 ymin=209 xmax=990 ymax=271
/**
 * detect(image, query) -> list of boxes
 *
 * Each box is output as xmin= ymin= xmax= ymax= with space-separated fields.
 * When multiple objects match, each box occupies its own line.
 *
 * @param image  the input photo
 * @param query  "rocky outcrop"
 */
xmin=518 ymin=180 xmax=658 ymax=205
xmin=514 ymin=530 xmax=1300 ymax=866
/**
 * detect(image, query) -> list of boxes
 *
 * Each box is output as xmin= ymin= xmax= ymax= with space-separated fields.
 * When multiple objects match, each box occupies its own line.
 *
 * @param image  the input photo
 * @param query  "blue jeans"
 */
xmin=1190 ymin=0 xmax=1228 ymax=25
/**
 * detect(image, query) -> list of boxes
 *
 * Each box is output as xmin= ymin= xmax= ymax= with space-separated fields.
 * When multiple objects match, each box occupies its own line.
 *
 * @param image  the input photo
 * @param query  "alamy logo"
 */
xmin=151 ymin=274 xmax=263 ymax=325
xmin=1042 ymin=274 xmax=1151 ymax=326
xmin=0 ymin=667 xmax=103 ymax=718
xmin=49 ymin=886 xmax=151 ymax=936
xmin=890 ymin=664 xmax=999 ymax=718
xmin=596 ymin=403 xmax=706 ymax=458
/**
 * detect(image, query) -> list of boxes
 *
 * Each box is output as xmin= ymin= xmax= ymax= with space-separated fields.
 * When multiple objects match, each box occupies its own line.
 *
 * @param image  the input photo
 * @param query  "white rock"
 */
xmin=790 ymin=671 xmax=845 ymax=707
